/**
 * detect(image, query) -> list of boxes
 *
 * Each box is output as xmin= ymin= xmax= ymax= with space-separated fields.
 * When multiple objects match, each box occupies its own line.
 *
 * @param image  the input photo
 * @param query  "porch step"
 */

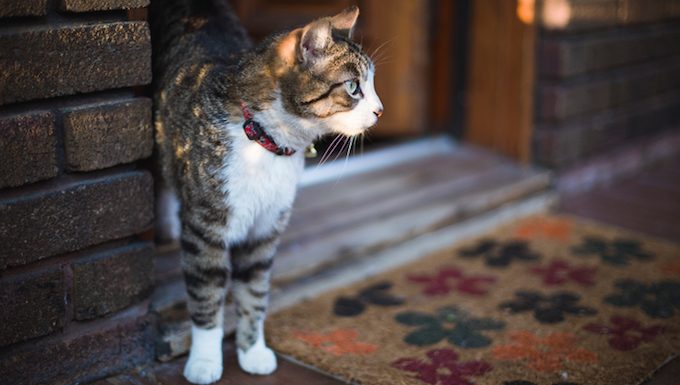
xmin=151 ymin=140 xmax=555 ymax=361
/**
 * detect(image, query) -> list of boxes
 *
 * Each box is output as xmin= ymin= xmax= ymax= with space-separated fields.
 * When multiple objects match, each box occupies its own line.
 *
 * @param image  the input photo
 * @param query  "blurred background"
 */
xmin=231 ymin=0 xmax=680 ymax=170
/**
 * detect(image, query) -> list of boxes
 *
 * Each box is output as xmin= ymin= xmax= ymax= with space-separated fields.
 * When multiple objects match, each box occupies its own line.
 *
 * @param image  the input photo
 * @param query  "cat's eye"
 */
xmin=344 ymin=79 xmax=362 ymax=98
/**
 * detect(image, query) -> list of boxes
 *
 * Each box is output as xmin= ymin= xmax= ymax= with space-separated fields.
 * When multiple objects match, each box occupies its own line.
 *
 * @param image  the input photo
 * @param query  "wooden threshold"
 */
xmin=151 ymin=137 xmax=554 ymax=360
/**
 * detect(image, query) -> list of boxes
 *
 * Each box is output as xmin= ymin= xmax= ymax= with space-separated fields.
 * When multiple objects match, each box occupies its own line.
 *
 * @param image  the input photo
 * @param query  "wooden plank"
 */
xmin=291 ymin=152 xmax=500 ymax=218
xmin=284 ymin=163 xmax=536 ymax=246
xmin=295 ymin=145 xmax=505 ymax=210
xmin=275 ymin=170 xmax=550 ymax=283
xmin=466 ymin=0 xmax=536 ymax=162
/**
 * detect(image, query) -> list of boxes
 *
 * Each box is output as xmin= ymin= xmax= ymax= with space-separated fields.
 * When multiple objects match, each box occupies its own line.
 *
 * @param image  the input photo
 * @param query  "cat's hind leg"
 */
xmin=231 ymin=236 xmax=280 ymax=375
xmin=181 ymin=220 xmax=230 ymax=385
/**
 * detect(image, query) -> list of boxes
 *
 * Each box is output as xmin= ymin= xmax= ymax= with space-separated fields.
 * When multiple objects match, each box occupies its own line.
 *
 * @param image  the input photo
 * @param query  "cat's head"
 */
xmin=274 ymin=6 xmax=383 ymax=137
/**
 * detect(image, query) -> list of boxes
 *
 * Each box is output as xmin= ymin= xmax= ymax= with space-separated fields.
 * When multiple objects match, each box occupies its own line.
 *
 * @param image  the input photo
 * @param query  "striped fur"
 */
xmin=151 ymin=1 xmax=381 ymax=382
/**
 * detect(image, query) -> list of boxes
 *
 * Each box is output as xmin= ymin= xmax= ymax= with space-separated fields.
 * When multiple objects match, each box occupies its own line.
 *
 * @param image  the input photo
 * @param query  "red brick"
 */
xmin=622 ymin=0 xmax=679 ymax=24
xmin=0 ymin=0 xmax=48 ymax=17
xmin=534 ymin=91 xmax=680 ymax=168
xmin=0 ymin=22 xmax=151 ymax=105
xmin=539 ymin=24 xmax=680 ymax=78
xmin=63 ymin=97 xmax=153 ymax=172
xmin=72 ymin=241 xmax=154 ymax=320
xmin=0 ymin=170 xmax=153 ymax=269
xmin=0 ymin=268 xmax=65 ymax=347
xmin=538 ymin=58 xmax=680 ymax=121
xmin=0 ymin=110 xmax=58 ymax=188
xmin=60 ymin=0 xmax=149 ymax=12
xmin=0 ymin=308 xmax=153 ymax=385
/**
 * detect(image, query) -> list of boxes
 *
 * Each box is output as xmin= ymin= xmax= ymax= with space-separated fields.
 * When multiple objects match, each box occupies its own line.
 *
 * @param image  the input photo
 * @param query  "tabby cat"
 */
xmin=151 ymin=1 xmax=382 ymax=383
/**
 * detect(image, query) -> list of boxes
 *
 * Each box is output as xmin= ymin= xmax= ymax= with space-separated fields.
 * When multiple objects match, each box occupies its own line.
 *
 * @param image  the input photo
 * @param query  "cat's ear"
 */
xmin=331 ymin=5 xmax=359 ymax=39
xmin=299 ymin=19 xmax=332 ymax=65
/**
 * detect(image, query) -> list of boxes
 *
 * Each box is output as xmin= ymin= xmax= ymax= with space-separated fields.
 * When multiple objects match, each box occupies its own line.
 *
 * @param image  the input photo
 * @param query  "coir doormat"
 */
xmin=266 ymin=215 xmax=680 ymax=385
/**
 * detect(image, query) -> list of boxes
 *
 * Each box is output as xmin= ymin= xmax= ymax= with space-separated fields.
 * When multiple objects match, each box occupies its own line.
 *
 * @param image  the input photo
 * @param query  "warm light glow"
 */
xmin=517 ymin=0 xmax=535 ymax=24
xmin=542 ymin=0 xmax=572 ymax=29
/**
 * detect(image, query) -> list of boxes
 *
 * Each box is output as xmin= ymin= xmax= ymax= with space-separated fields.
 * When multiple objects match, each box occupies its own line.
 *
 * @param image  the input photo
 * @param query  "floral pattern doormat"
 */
xmin=266 ymin=215 xmax=680 ymax=385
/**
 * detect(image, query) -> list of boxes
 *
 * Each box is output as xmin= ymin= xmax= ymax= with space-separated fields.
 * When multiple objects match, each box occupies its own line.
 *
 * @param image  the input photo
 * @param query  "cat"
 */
xmin=150 ymin=1 xmax=383 ymax=384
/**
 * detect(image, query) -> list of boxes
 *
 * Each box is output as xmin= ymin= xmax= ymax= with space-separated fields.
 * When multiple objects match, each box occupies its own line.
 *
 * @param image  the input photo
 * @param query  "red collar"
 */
xmin=240 ymin=102 xmax=296 ymax=156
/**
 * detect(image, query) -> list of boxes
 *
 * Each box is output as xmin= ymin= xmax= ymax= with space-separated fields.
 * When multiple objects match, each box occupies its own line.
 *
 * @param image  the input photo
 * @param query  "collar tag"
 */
xmin=305 ymin=144 xmax=318 ymax=158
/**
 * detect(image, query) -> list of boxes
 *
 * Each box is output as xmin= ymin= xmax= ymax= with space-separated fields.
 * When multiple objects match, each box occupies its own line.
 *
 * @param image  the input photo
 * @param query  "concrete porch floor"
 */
xmin=93 ymin=155 xmax=680 ymax=385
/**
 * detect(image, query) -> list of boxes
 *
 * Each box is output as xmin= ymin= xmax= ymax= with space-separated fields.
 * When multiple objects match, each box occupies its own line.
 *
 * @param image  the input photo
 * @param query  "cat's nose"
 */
xmin=373 ymin=107 xmax=383 ymax=118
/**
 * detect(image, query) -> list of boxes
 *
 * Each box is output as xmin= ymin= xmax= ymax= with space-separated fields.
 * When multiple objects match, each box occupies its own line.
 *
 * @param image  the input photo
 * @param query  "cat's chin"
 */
xmin=330 ymin=125 xmax=372 ymax=137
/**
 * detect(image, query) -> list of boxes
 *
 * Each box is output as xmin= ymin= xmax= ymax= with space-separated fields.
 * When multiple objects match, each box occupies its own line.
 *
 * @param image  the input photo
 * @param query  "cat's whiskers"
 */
xmin=370 ymin=38 xmax=394 ymax=63
xmin=334 ymin=136 xmax=355 ymax=184
xmin=371 ymin=51 xmax=392 ymax=67
xmin=331 ymin=136 xmax=350 ymax=164
xmin=318 ymin=134 xmax=344 ymax=166
xmin=347 ymin=136 xmax=355 ymax=162
xmin=372 ymin=56 xmax=394 ymax=68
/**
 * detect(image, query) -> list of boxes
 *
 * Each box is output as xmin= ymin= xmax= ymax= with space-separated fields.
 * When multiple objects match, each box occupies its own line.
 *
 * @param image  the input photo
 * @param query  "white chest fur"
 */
xmin=220 ymin=127 xmax=305 ymax=243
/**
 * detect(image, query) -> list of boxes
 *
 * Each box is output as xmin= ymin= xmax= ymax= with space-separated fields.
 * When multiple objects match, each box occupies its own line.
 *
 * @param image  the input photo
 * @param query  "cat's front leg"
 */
xmin=231 ymin=235 xmax=280 ymax=375
xmin=180 ymin=220 xmax=230 ymax=384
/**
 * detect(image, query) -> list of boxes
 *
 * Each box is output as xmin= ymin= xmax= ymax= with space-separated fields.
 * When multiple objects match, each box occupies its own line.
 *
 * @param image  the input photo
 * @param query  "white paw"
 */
xmin=237 ymin=344 xmax=278 ymax=375
xmin=183 ymin=358 xmax=223 ymax=384
xmin=184 ymin=326 xmax=224 ymax=384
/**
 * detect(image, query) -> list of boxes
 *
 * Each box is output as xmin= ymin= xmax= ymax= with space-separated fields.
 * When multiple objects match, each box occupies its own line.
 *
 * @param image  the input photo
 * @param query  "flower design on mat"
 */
xmin=458 ymin=239 xmax=540 ymax=267
xmin=407 ymin=266 xmax=497 ymax=296
xmin=583 ymin=315 xmax=664 ymax=351
xmin=293 ymin=328 xmax=378 ymax=356
xmin=492 ymin=331 xmax=597 ymax=373
xmin=529 ymin=259 xmax=596 ymax=286
xmin=392 ymin=348 xmax=492 ymax=385
xmin=333 ymin=281 xmax=405 ymax=317
xmin=395 ymin=306 xmax=505 ymax=348
xmin=604 ymin=279 xmax=680 ymax=319
xmin=571 ymin=236 xmax=653 ymax=266
xmin=504 ymin=381 xmax=579 ymax=385
xmin=514 ymin=217 xmax=573 ymax=241
xmin=499 ymin=290 xmax=597 ymax=324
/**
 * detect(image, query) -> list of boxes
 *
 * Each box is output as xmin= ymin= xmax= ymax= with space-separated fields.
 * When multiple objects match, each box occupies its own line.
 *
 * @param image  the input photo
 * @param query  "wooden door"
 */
xmin=465 ymin=0 xmax=537 ymax=162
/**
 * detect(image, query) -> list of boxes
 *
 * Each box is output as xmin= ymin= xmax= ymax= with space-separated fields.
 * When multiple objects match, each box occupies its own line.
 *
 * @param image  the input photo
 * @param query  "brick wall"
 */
xmin=0 ymin=1 xmax=154 ymax=384
xmin=533 ymin=0 xmax=680 ymax=168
